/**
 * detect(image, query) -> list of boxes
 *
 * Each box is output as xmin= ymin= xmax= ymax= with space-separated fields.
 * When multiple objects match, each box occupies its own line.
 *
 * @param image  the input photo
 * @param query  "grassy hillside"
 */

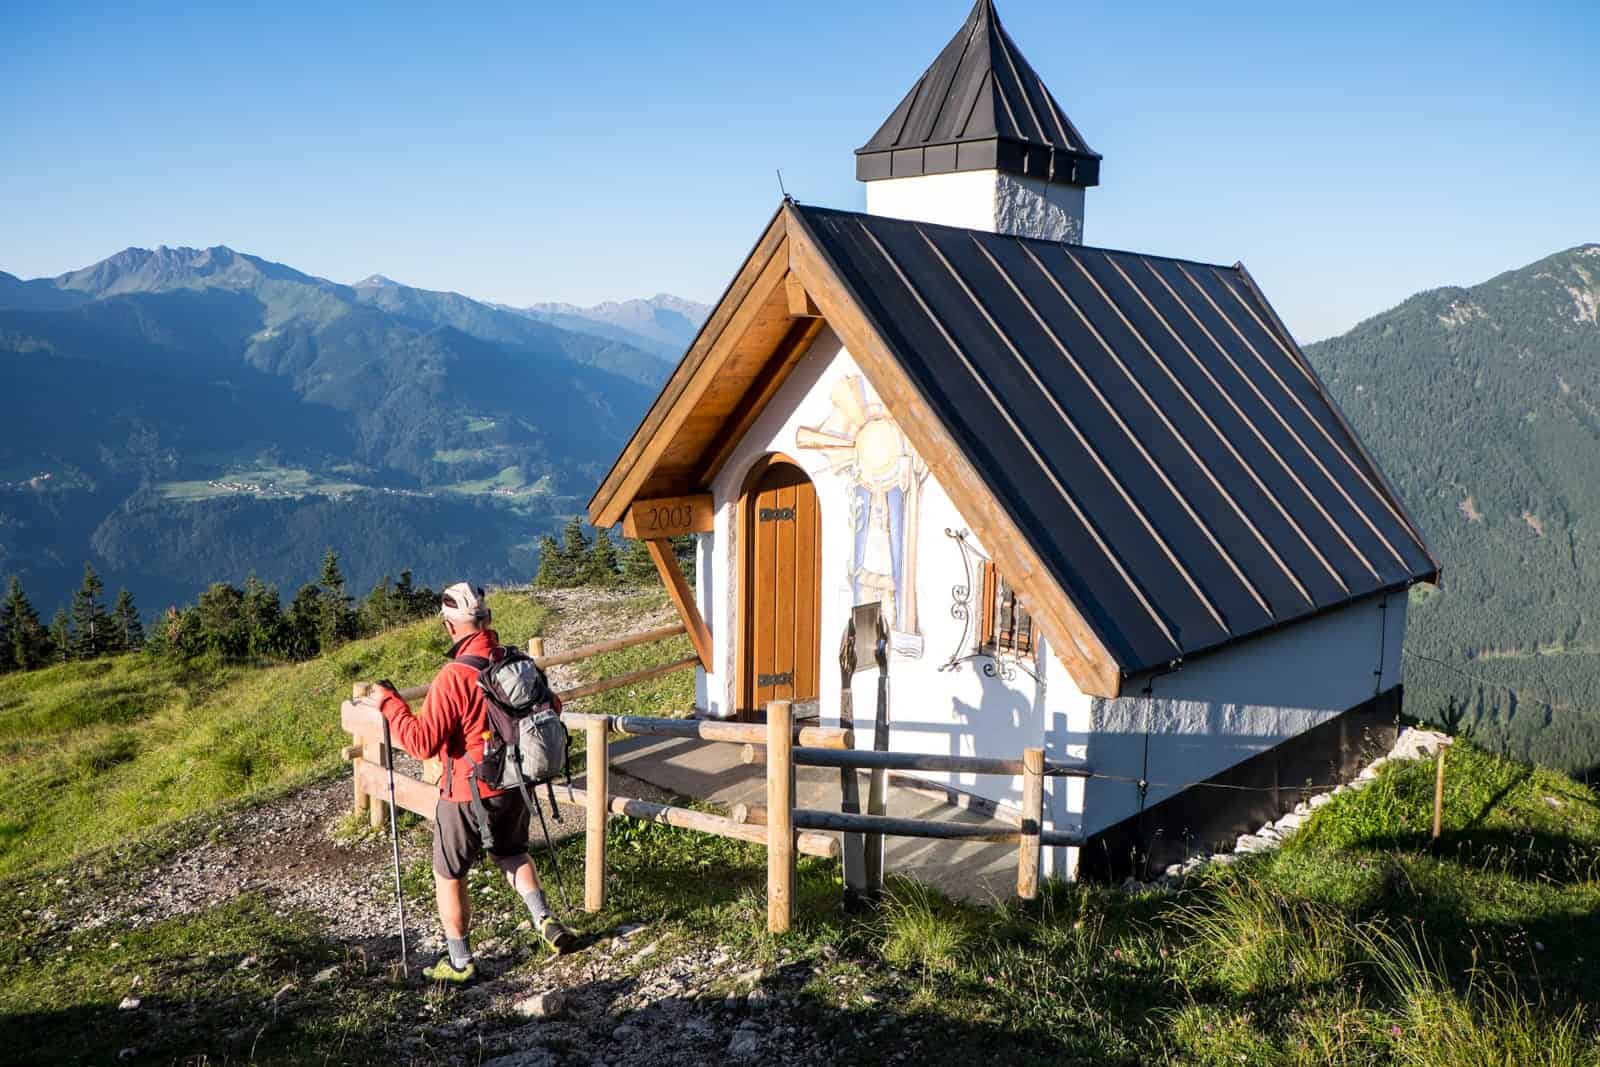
xmin=1305 ymin=245 xmax=1600 ymax=773
xmin=1 ymin=590 xmax=1598 ymax=1063
xmin=0 ymin=593 xmax=551 ymax=878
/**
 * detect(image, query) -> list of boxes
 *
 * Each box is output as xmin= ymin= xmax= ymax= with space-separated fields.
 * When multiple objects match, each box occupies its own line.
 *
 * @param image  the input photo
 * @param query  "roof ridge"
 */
xmin=793 ymin=202 xmax=1239 ymax=274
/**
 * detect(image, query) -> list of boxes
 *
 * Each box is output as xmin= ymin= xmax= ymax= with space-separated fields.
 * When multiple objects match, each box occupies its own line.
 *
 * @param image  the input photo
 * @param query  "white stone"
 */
xmin=311 ymin=966 xmax=339 ymax=984
xmin=118 ymin=997 xmax=141 ymax=1011
xmin=1275 ymin=812 xmax=1308 ymax=832
xmin=1309 ymin=793 xmax=1333 ymax=809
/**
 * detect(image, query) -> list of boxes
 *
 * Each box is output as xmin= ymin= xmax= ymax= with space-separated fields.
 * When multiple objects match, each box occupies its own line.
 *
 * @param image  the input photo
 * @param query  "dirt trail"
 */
xmin=66 ymin=590 xmax=837 ymax=1065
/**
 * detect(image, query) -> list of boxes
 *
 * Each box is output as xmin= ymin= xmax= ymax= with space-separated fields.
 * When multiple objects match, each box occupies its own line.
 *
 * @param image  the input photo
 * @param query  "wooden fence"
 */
xmin=341 ymin=627 xmax=1090 ymax=933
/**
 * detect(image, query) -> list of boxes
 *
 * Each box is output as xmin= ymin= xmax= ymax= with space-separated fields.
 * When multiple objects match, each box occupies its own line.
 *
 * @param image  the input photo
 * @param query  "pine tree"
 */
xmin=533 ymin=535 xmax=569 ymax=588
xmin=110 ymin=588 xmax=144 ymax=651
xmin=0 ymin=581 xmax=12 ymax=673
xmin=584 ymin=527 xmax=620 ymax=586
xmin=363 ymin=575 xmax=396 ymax=633
xmin=70 ymin=563 xmax=111 ymax=659
xmin=318 ymin=548 xmax=353 ymax=649
xmin=197 ymin=583 xmax=248 ymax=658
xmin=49 ymin=608 xmax=73 ymax=664
xmin=286 ymin=584 xmax=325 ymax=660
xmin=621 ymin=538 xmax=658 ymax=586
xmin=242 ymin=575 xmax=284 ymax=658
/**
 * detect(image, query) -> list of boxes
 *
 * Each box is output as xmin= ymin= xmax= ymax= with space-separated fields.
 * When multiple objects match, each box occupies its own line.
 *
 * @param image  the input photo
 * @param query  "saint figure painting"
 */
xmin=796 ymin=375 xmax=928 ymax=656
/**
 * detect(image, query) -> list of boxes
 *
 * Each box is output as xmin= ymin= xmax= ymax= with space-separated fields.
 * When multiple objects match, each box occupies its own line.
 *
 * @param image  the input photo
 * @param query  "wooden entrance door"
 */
xmin=739 ymin=459 xmax=821 ymax=719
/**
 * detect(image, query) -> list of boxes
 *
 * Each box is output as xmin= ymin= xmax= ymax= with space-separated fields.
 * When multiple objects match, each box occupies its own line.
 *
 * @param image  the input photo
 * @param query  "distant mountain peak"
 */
xmin=353 ymin=274 xmax=401 ymax=289
xmin=516 ymin=292 xmax=711 ymax=361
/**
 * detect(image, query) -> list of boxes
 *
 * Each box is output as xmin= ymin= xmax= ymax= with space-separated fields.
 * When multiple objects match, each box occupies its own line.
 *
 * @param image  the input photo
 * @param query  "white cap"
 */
xmin=440 ymin=582 xmax=489 ymax=624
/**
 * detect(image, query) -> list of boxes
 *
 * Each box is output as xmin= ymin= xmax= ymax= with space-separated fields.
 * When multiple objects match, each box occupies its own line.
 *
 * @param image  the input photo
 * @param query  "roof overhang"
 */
xmin=589 ymin=200 xmax=1127 ymax=697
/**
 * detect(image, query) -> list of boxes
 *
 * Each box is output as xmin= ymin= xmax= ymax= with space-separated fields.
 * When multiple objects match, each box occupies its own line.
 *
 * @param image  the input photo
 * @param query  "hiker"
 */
xmin=372 ymin=581 xmax=576 ymax=982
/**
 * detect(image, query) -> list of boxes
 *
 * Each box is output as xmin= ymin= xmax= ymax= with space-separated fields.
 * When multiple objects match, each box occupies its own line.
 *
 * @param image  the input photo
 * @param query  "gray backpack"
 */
xmin=454 ymin=647 xmax=569 ymax=848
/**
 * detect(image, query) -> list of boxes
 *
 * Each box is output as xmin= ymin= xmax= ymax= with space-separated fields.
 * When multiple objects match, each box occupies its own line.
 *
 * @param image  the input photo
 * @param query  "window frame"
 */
xmin=978 ymin=560 xmax=1035 ymax=657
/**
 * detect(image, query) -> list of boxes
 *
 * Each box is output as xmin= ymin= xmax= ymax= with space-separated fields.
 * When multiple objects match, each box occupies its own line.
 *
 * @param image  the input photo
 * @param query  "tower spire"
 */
xmin=855 ymin=0 xmax=1100 ymax=242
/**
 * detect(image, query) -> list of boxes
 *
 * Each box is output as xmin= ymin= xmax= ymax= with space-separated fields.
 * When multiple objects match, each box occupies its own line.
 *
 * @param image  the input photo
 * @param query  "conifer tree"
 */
xmin=533 ymin=535 xmax=570 ymax=589
xmin=70 ymin=563 xmax=111 ymax=659
xmin=242 ymin=575 xmax=283 ymax=658
xmin=318 ymin=548 xmax=353 ymax=649
xmin=560 ymin=517 xmax=590 ymax=578
xmin=110 ymin=588 xmax=144 ymax=651
xmin=584 ymin=527 xmax=620 ymax=586
xmin=0 ymin=583 xmax=12 ymax=672
xmin=620 ymin=538 xmax=658 ymax=586
xmin=286 ymin=584 xmax=325 ymax=660
xmin=49 ymin=608 xmax=73 ymax=664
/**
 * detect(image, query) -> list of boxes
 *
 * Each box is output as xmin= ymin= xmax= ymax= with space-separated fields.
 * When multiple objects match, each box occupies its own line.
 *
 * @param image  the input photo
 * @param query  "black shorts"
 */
xmin=433 ymin=791 xmax=529 ymax=879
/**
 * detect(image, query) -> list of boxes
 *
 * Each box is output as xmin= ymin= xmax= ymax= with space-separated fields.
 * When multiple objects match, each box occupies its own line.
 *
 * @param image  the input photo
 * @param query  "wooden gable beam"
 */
xmin=783 ymin=204 xmax=1125 ymax=698
xmin=645 ymin=538 xmax=713 ymax=671
xmin=589 ymin=209 xmax=790 ymax=528
xmin=786 ymin=273 xmax=821 ymax=318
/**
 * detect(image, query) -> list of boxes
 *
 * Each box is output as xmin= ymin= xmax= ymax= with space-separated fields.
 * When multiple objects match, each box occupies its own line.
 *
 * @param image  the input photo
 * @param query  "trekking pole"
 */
xmin=528 ymin=787 xmax=570 ymax=909
xmin=380 ymin=717 xmax=410 ymax=976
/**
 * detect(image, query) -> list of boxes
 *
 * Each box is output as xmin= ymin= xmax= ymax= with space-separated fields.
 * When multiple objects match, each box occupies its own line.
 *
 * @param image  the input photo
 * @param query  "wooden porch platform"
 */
xmin=607 ymin=733 xmax=1019 ymax=903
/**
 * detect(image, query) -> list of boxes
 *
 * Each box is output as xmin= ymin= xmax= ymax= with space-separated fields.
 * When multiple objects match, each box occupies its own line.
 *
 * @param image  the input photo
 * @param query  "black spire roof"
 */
xmin=856 ymin=0 xmax=1100 ymax=188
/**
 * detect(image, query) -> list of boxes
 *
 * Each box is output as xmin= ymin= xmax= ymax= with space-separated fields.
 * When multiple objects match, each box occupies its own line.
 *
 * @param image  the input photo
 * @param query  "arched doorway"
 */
xmin=737 ymin=456 xmax=822 ymax=720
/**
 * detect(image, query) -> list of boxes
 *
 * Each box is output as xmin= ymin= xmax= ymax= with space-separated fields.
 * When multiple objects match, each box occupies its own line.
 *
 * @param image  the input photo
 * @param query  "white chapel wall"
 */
xmin=1078 ymin=589 xmax=1409 ymax=839
xmin=693 ymin=327 xmax=1093 ymax=874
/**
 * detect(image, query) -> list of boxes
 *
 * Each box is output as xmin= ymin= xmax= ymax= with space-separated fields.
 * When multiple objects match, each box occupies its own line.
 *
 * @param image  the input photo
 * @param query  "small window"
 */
xmin=979 ymin=561 xmax=1034 ymax=655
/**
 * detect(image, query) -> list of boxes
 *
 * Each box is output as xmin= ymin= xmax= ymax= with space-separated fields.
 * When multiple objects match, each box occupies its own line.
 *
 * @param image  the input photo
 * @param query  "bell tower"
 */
xmin=855 ymin=0 xmax=1100 ymax=243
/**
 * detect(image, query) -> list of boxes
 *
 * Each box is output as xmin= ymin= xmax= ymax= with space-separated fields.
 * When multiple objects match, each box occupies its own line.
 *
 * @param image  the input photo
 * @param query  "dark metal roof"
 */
xmin=792 ymin=204 xmax=1440 ymax=676
xmin=856 ymin=0 xmax=1100 ymax=188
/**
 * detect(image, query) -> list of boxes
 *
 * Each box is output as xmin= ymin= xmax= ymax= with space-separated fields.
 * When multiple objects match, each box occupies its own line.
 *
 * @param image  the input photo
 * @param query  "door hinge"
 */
xmin=757 ymin=671 xmax=794 ymax=687
xmin=758 ymin=507 xmax=796 ymax=522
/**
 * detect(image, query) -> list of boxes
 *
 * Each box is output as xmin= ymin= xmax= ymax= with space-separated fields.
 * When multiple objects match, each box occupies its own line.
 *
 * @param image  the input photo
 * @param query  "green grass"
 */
xmin=0 ymin=592 xmax=548 ymax=878
xmin=5 ymin=587 xmax=1600 ymax=1064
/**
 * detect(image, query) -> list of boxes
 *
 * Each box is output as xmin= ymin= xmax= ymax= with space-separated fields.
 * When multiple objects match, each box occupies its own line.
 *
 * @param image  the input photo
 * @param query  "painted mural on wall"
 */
xmin=796 ymin=375 xmax=929 ymax=657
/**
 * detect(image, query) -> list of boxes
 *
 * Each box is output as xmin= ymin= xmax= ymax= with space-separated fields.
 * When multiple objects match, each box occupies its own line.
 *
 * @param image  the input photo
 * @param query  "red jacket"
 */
xmin=379 ymin=628 xmax=508 ymax=803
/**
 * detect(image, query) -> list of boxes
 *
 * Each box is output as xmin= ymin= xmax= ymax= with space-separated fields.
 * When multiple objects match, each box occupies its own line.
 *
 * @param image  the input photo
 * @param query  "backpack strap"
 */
xmin=465 ymin=759 xmax=497 ymax=851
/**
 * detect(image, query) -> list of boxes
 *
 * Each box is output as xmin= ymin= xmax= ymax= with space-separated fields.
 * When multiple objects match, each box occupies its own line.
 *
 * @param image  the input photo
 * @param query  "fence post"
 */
xmin=585 ymin=716 xmax=609 ymax=912
xmin=767 ymin=700 xmax=795 ymax=934
xmin=1018 ymin=747 xmax=1044 ymax=901
xmin=1431 ymin=746 xmax=1446 ymax=841
xmin=349 ymin=731 xmax=368 ymax=817
xmin=366 ymin=739 xmax=387 ymax=831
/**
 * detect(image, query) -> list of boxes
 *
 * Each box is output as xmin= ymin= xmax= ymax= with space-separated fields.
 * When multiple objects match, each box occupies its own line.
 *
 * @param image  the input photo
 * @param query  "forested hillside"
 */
xmin=1305 ymin=244 xmax=1600 ymax=773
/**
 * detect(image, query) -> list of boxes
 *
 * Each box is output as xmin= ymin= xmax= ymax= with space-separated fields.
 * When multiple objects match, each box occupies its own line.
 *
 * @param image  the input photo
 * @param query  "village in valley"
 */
xmin=1 ymin=2 xmax=1598 ymax=1064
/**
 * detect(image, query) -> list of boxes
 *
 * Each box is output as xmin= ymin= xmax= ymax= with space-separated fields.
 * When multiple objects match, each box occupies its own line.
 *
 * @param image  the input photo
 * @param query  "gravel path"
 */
xmin=63 ymin=590 xmax=821 ymax=1065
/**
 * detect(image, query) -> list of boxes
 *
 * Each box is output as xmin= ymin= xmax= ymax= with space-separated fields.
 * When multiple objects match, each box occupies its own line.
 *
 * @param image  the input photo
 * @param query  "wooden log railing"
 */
xmin=341 ymin=627 xmax=1090 ymax=933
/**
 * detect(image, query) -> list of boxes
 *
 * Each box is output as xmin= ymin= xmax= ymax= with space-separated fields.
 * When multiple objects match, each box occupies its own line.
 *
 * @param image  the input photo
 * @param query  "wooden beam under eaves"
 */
xmin=589 ymin=208 xmax=790 ymax=529
xmin=785 ymin=273 xmax=820 ymax=318
xmin=783 ymin=202 xmax=1125 ymax=698
xmin=645 ymin=538 xmax=713 ymax=671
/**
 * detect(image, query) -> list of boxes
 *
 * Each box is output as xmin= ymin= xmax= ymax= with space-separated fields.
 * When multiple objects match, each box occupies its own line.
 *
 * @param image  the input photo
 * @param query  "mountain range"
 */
xmin=0 ymin=246 xmax=707 ymax=615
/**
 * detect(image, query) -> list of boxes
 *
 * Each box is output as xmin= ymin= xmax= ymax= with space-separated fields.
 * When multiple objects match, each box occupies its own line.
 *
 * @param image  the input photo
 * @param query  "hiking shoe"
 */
xmin=422 ymin=956 xmax=477 ymax=984
xmin=537 ymin=914 xmax=578 ymax=955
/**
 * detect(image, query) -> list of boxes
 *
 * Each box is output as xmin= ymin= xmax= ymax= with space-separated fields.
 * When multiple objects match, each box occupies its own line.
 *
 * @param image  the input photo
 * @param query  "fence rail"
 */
xmin=341 ymin=628 xmax=1085 ymax=933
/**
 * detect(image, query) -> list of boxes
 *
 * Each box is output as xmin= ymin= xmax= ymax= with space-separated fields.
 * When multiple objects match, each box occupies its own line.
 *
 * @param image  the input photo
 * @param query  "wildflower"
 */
xmin=1391 ymin=1025 xmax=1403 ymax=1038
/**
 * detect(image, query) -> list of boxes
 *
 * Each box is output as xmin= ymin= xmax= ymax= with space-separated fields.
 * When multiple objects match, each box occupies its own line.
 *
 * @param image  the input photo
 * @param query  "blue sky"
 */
xmin=3 ymin=0 xmax=1595 ymax=342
